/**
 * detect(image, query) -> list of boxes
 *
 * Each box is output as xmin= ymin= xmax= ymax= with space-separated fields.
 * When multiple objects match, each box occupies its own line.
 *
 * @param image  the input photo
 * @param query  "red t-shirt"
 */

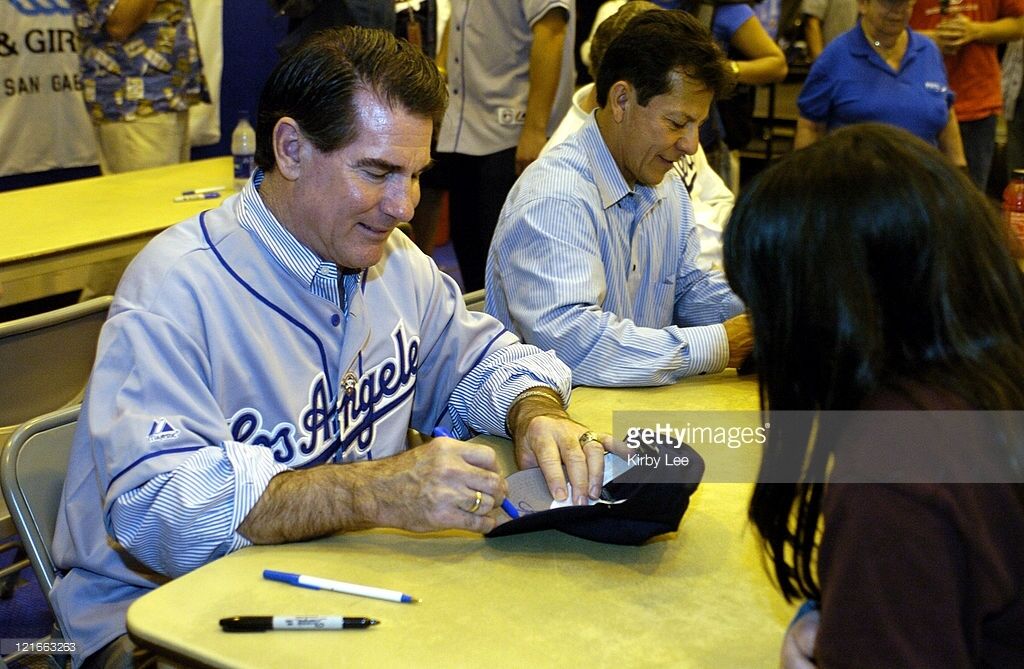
xmin=910 ymin=0 xmax=1024 ymax=121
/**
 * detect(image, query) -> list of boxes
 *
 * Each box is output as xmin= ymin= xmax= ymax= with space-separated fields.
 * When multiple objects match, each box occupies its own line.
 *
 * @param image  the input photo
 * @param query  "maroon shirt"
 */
xmin=815 ymin=385 xmax=1024 ymax=667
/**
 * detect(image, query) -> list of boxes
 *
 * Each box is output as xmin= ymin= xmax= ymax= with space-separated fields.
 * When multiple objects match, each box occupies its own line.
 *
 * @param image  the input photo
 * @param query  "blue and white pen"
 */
xmin=263 ymin=570 xmax=418 ymax=603
xmin=181 ymin=185 xmax=225 ymax=195
xmin=173 ymin=192 xmax=221 ymax=203
xmin=431 ymin=427 xmax=520 ymax=519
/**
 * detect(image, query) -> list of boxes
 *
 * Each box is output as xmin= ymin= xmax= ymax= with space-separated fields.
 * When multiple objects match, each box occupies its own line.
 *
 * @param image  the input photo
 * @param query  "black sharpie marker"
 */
xmin=219 ymin=616 xmax=379 ymax=632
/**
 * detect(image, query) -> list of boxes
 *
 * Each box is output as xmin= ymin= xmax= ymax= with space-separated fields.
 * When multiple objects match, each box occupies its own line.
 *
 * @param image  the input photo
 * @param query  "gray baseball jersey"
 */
xmin=436 ymin=0 xmax=576 ymax=155
xmin=50 ymin=181 xmax=571 ymax=664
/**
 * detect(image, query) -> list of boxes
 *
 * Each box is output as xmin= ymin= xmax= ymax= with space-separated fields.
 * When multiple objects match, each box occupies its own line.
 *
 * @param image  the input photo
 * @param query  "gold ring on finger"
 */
xmin=468 ymin=490 xmax=483 ymax=514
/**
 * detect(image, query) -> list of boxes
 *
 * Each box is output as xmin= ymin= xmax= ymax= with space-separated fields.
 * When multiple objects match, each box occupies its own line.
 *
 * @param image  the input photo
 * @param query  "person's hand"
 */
xmin=781 ymin=605 xmax=819 ymax=668
xmin=515 ymin=126 xmax=547 ymax=175
xmin=513 ymin=414 xmax=631 ymax=505
xmin=370 ymin=436 xmax=507 ymax=534
xmin=724 ymin=313 xmax=754 ymax=369
xmin=504 ymin=387 xmax=630 ymax=506
xmin=935 ymin=16 xmax=977 ymax=54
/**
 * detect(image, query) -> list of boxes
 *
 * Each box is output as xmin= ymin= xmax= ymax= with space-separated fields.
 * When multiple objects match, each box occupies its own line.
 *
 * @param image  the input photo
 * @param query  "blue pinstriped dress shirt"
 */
xmin=485 ymin=114 xmax=744 ymax=387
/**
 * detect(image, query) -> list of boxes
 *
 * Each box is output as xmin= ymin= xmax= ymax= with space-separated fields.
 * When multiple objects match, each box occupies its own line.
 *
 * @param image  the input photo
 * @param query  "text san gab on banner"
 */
xmin=0 ymin=0 xmax=99 ymax=177
xmin=0 ymin=0 xmax=221 ymax=178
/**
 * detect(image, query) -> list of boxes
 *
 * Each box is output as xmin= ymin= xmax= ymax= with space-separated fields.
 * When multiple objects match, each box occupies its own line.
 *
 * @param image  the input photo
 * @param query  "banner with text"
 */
xmin=0 ymin=0 xmax=97 ymax=177
xmin=0 ymin=0 xmax=222 ymax=178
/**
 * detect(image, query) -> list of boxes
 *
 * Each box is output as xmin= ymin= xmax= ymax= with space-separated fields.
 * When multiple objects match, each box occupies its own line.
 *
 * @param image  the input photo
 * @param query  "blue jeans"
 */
xmin=959 ymin=115 xmax=998 ymax=191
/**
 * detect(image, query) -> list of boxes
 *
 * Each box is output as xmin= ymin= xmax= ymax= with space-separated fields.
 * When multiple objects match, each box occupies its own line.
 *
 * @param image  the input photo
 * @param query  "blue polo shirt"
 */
xmin=797 ymin=22 xmax=954 ymax=145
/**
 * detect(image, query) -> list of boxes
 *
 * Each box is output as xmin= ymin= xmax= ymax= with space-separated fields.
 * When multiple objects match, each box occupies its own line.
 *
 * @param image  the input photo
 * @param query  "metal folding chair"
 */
xmin=0 ymin=296 xmax=110 ymax=598
xmin=1 ymin=405 xmax=80 ymax=668
xmin=463 ymin=288 xmax=486 ymax=312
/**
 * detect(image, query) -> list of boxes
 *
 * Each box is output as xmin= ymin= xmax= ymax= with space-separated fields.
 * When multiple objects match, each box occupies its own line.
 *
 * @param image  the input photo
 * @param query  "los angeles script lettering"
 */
xmin=229 ymin=323 xmax=420 ymax=464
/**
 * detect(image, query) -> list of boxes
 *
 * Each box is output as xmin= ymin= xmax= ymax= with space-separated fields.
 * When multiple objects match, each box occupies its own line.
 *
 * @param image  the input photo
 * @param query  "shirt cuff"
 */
xmin=677 ymin=323 xmax=730 ymax=377
xmin=448 ymin=345 xmax=572 ymax=439
xmin=225 ymin=440 xmax=291 ymax=552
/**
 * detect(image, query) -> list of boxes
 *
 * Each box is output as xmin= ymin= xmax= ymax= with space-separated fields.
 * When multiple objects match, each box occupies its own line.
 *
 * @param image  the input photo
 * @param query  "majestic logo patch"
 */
xmin=147 ymin=418 xmax=180 ymax=443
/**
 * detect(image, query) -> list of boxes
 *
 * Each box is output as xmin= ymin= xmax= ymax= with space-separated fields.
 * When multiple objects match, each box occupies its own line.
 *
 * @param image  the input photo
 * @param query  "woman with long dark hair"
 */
xmin=724 ymin=123 xmax=1024 ymax=666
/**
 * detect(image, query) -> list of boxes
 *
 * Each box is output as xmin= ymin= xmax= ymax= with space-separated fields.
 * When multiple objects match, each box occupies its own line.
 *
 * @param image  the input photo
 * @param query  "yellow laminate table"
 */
xmin=126 ymin=373 xmax=794 ymax=668
xmin=0 ymin=158 xmax=232 ymax=307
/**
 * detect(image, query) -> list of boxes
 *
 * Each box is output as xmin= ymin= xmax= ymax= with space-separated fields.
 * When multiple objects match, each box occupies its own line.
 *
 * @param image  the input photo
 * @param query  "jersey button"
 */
xmin=330 ymin=314 xmax=341 ymax=327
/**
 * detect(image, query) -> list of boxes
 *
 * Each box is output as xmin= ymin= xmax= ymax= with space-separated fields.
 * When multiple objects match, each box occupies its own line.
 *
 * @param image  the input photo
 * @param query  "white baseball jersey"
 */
xmin=50 ymin=177 xmax=571 ymax=664
xmin=436 ymin=0 xmax=576 ymax=155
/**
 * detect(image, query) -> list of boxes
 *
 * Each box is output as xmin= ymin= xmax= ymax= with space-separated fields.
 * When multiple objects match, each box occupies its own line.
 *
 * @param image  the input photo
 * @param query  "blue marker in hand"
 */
xmin=431 ymin=426 xmax=520 ymax=519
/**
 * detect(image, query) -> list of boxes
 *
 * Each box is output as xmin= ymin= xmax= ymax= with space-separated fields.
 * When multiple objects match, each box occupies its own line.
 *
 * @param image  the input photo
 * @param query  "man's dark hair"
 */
xmin=255 ymin=26 xmax=447 ymax=170
xmin=588 ymin=1 xmax=660 ymax=81
xmin=595 ymin=9 xmax=730 ymax=108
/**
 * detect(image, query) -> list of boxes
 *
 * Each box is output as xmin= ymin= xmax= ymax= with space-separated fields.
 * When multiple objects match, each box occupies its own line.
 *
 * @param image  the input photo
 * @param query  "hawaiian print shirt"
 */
xmin=71 ymin=0 xmax=210 ymax=123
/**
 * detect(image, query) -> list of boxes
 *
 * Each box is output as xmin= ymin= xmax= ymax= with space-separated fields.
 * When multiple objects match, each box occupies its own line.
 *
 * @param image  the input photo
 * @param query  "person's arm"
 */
xmin=729 ymin=15 xmax=789 ymax=85
xmin=781 ymin=603 xmax=820 ymax=668
xmin=240 ymin=377 xmax=623 ymax=543
xmin=237 ymin=437 xmax=506 ymax=543
xmin=93 ymin=310 xmax=290 ymax=578
xmin=938 ymin=108 xmax=968 ymax=167
xmin=794 ymin=116 xmax=827 ymax=149
xmin=804 ymin=15 xmax=825 ymax=60
xmin=517 ymin=7 xmax=569 ymax=175
xmin=436 ymin=10 xmax=449 ymax=78
xmin=793 ymin=56 xmax=834 ymax=149
xmin=390 ymin=238 xmax=620 ymax=506
xmin=239 ymin=258 xmax=605 ymax=543
xmin=935 ymin=14 xmax=1024 ymax=51
xmin=670 ymin=209 xmax=749 ymax=367
xmin=105 ymin=0 xmax=158 ymax=42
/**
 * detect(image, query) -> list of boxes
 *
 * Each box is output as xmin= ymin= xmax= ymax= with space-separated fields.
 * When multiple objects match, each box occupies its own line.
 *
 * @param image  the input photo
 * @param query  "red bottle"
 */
xmin=1003 ymin=168 xmax=1024 ymax=258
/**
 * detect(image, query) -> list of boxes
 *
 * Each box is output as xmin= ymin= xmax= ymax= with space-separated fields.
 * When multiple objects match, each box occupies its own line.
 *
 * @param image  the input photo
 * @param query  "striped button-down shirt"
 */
xmin=486 ymin=113 xmax=744 ymax=387
xmin=240 ymin=168 xmax=360 ymax=309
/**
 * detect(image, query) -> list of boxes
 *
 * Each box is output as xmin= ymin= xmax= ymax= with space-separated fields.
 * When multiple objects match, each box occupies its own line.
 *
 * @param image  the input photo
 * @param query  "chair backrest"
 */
xmin=1 ymin=405 xmax=80 ymax=595
xmin=0 ymin=296 xmax=111 ymax=430
xmin=463 ymin=288 xmax=486 ymax=312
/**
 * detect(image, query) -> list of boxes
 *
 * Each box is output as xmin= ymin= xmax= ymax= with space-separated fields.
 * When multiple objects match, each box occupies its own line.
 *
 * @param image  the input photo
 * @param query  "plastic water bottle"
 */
xmin=231 ymin=112 xmax=256 ymax=190
xmin=1003 ymin=168 xmax=1024 ymax=258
